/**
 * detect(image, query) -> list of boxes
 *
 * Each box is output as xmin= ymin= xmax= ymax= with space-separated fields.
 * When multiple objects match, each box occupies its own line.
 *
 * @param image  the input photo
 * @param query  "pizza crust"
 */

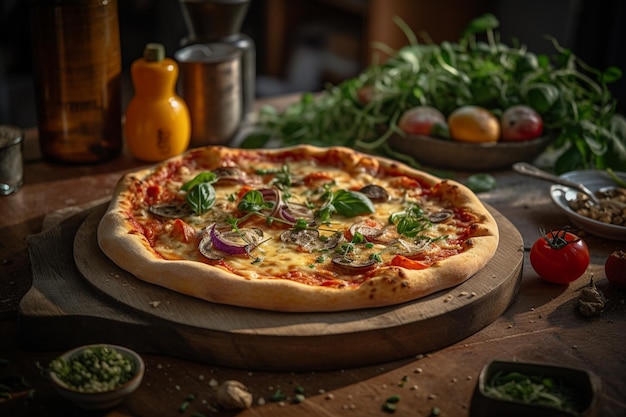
xmin=97 ymin=145 xmax=499 ymax=312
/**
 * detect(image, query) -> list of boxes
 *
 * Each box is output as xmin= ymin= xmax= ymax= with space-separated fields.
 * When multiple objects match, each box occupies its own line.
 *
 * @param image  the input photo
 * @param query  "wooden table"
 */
xmin=1 ymin=95 xmax=625 ymax=417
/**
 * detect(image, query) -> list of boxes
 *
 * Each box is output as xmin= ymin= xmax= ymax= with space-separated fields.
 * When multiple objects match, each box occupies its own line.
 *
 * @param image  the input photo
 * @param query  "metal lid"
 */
xmin=174 ymin=43 xmax=241 ymax=64
xmin=0 ymin=125 xmax=24 ymax=148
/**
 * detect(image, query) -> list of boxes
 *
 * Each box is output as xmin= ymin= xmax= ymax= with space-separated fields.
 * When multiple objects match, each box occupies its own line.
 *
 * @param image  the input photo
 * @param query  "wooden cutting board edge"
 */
xmin=19 ymin=202 xmax=523 ymax=371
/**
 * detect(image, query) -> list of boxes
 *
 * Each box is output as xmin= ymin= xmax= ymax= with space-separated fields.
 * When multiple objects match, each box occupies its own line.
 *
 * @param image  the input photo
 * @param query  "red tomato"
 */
xmin=605 ymin=249 xmax=626 ymax=288
xmin=530 ymin=229 xmax=590 ymax=284
xmin=390 ymin=255 xmax=429 ymax=270
xmin=356 ymin=85 xmax=376 ymax=105
xmin=398 ymin=106 xmax=446 ymax=136
xmin=170 ymin=218 xmax=196 ymax=243
xmin=501 ymin=105 xmax=544 ymax=141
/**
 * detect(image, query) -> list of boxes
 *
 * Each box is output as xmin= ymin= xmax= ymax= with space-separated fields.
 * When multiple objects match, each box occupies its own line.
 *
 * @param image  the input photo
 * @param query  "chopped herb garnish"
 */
xmin=270 ymin=388 xmax=286 ymax=402
xmin=389 ymin=204 xmax=432 ymax=238
xmin=256 ymin=164 xmax=292 ymax=189
xmin=382 ymin=395 xmax=401 ymax=413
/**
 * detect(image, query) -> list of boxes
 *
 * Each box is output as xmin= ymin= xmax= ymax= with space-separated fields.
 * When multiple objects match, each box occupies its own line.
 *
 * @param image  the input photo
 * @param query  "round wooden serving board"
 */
xmin=68 ymin=203 xmax=523 ymax=371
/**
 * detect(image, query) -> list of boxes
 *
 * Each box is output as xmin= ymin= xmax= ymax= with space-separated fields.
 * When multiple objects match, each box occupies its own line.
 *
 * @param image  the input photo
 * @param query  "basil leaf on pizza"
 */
xmin=182 ymin=172 xmax=218 ymax=215
xmin=97 ymin=146 xmax=499 ymax=312
xmin=330 ymin=190 xmax=375 ymax=217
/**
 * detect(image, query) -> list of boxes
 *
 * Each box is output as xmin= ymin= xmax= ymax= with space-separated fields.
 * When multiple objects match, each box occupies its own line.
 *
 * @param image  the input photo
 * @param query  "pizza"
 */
xmin=97 ymin=145 xmax=499 ymax=312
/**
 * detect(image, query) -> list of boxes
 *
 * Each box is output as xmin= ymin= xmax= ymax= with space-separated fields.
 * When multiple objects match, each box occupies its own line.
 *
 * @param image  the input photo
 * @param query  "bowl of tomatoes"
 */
xmin=388 ymin=104 xmax=553 ymax=171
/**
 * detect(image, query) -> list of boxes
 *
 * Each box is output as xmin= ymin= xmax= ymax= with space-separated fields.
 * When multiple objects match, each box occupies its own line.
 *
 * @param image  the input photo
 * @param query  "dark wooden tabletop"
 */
xmin=1 ymin=95 xmax=625 ymax=417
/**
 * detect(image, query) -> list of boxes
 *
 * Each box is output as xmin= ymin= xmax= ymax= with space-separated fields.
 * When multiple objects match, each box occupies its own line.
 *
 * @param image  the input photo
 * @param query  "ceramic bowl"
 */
xmin=48 ymin=344 xmax=145 ymax=410
xmin=549 ymin=170 xmax=626 ymax=241
xmin=470 ymin=360 xmax=602 ymax=417
xmin=388 ymin=133 xmax=552 ymax=171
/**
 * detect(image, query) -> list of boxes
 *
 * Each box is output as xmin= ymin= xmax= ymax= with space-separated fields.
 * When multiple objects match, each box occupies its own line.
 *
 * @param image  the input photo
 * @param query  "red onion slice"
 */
xmin=149 ymin=201 xmax=193 ymax=218
xmin=205 ymin=223 xmax=264 ymax=256
xmin=259 ymin=188 xmax=281 ymax=217
xmin=278 ymin=202 xmax=315 ymax=224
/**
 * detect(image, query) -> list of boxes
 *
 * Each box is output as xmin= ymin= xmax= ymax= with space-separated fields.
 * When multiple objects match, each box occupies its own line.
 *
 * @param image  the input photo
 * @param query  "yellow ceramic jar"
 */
xmin=125 ymin=43 xmax=190 ymax=162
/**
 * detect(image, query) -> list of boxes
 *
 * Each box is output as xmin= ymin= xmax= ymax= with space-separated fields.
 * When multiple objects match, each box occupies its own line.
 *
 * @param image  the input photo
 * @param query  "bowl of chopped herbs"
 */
xmin=47 ymin=344 xmax=145 ymax=410
xmin=470 ymin=360 xmax=601 ymax=417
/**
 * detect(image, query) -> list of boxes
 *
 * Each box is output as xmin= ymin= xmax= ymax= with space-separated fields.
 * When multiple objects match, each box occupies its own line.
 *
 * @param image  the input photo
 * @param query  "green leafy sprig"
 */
xmin=389 ymin=204 xmax=432 ymax=238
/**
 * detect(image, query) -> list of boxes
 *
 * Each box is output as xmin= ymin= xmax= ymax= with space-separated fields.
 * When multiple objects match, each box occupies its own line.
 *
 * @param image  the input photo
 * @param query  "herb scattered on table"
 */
xmin=0 ymin=374 xmax=34 ymax=402
xmin=244 ymin=14 xmax=626 ymax=173
xmin=463 ymin=173 xmax=496 ymax=193
xmin=382 ymin=394 xmax=400 ymax=413
xmin=179 ymin=393 xmax=196 ymax=413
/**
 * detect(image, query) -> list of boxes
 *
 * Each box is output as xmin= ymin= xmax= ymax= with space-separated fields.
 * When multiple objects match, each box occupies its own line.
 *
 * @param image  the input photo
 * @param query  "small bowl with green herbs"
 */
xmin=470 ymin=360 xmax=601 ymax=417
xmin=47 ymin=344 xmax=144 ymax=410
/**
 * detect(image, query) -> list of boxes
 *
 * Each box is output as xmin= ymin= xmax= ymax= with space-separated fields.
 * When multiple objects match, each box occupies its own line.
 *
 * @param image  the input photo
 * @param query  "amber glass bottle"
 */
xmin=30 ymin=0 xmax=122 ymax=163
xmin=125 ymin=43 xmax=190 ymax=162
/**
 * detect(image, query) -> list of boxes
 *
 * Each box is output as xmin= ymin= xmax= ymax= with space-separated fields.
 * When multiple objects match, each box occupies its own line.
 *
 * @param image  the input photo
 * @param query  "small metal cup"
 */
xmin=0 ymin=125 xmax=24 ymax=196
xmin=175 ymin=43 xmax=242 ymax=147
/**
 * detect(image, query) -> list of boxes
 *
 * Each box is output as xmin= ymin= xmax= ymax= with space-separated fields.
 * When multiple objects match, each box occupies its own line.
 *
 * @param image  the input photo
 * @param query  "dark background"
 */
xmin=1 ymin=0 xmax=624 ymax=127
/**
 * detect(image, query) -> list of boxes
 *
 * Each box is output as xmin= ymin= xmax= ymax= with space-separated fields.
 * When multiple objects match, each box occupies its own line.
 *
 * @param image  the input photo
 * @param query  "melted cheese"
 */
xmin=136 ymin=157 xmax=472 ymax=287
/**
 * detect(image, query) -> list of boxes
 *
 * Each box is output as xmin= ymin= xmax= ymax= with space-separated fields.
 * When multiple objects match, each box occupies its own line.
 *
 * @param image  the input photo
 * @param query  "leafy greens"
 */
xmin=243 ymin=14 xmax=626 ymax=173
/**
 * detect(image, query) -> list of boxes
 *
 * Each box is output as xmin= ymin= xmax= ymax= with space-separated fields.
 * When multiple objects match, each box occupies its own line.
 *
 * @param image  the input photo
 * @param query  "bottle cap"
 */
xmin=143 ymin=43 xmax=165 ymax=62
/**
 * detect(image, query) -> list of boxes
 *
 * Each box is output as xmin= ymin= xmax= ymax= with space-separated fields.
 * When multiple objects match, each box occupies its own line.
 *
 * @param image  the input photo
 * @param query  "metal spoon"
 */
xmin=512 ymin=162 xmax=601 ymax=205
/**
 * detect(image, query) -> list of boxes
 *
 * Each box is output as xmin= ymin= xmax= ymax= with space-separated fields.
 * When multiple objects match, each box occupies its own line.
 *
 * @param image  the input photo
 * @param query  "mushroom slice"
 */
xmin=348 ymin=220 xmax=398 ymax=243
xmin=358 ymin=184 xmax=389 ymax=202
xmin=280 ymin=229 xmax=344 ymax=252
xmin=349 ymin=221 xmax=382 ymax=239
xmin=391 ymin=238 xmax=431 ymax=257
xmin=149 ymin=201 xmax=193 ymax=218
xmin=199 ymin=233 xmax=225 ymax=260
xmin=280 ymin=229 xmax=321 ymax=252
xmin=331 ymin=256 xmax=378 ymax=274
xmin=428 ymin=209 xmax=453 ymax=223
xmin=212 ymin=167 xmax=253 ymax=185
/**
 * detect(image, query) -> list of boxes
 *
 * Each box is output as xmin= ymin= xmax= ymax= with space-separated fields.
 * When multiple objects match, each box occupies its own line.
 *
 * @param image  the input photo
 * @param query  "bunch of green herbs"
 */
xmin=243 ymin=14 xmax=626 ymax=173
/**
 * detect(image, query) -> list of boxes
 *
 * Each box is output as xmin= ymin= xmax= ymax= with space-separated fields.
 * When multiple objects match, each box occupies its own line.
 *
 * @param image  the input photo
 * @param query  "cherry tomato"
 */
xmin=500 ymin=105 xmax=544 ymax=141
xmin=530 ymin=229 xmax=590 ymax=284
xmin=447 ymin=105 xmax=500 ymax=143
xmin=356 ymin=85 xmax=376 ymax=105
xmin=398 ymin=106 xmax=446 ymax=136
xmin=605 ymin=249 xmax=626 ymax=288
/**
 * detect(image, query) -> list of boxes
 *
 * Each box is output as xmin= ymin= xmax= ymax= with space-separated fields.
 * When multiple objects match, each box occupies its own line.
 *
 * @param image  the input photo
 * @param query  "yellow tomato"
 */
xmin=447 ymin=105 xmax=500 ymax=143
